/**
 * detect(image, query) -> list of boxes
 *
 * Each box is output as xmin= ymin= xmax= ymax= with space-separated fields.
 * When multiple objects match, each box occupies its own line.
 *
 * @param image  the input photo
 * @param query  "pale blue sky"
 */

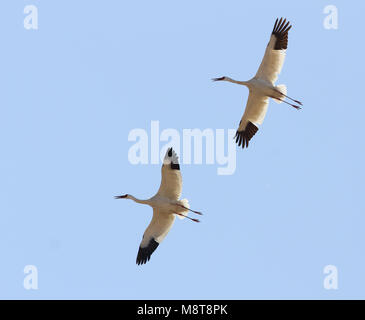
xmin=1 ymin=0 xmax=364 ymax=299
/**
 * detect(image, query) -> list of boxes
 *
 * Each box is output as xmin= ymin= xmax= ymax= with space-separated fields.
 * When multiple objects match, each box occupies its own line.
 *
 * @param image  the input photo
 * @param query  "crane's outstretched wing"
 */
xmin=136 ymin=209 xmax=175 ymax=265
xmin=255 ymin=18 xmax=292 ymax=84
xmin=235 ymin=91 xmax=269 ymax=148
xmin=157 ymin=148 xmax=182 ymax=200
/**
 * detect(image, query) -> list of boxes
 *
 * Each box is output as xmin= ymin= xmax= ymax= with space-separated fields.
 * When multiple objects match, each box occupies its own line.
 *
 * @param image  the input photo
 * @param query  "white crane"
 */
xmin=213 ymin=17 xmax=302 ymax=148
xmin=115 ymin=148 xmax=202 ymax=265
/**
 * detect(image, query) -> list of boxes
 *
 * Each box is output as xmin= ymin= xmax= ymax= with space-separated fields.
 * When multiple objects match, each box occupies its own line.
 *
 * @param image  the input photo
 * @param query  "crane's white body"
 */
xmin=213 ymin=18 xmax=301 ymax=148
xmin=115 ymin=148 xmax=200 ymax=265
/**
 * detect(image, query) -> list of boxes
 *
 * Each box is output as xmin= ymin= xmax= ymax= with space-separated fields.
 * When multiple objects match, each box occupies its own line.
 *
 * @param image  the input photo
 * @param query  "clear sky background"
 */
xmin=1 ymin=0 xmax=364 ymax=299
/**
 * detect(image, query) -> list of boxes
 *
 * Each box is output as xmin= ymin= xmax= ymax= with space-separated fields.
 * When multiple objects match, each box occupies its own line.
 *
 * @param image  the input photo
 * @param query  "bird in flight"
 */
xmin=213 ymin=17 xmax=302 ymax=148
xmin=115 ymin=148 xmax=202 ymax=265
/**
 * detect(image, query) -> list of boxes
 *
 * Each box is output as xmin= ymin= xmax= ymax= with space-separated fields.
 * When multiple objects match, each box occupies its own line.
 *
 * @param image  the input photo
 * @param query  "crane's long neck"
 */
xmin=128 ymin=195 xmax=151 ymax=205
xmin=226 ymin=78 xmax=249 ymax=86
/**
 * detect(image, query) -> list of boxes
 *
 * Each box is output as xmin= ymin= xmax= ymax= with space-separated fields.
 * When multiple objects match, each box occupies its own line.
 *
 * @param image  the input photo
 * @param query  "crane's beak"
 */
xmin=212 ymin=77 xmax=225 ymax=81
xmin=114 ymin=194 xmax=128 ymax=199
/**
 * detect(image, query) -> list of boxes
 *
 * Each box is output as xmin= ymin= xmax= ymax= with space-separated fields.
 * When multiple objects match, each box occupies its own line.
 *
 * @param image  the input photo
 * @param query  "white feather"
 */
xmin=141 ymin=209 xmax=175 ymax=246
xmin=255 ymin=34 xmax=287 ymax=84
xmin=158 ymin=148 xmax=182 ymax=200
xmin=238 ymin=91 xmax=269 ymax=130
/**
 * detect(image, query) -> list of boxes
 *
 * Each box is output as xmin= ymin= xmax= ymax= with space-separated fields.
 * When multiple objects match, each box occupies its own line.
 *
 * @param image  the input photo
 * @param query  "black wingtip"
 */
xmin=165 ymin=147 xmax=180 ymax=170
xmin=272 ymin=17 xmax=291 ymax=50
xmin=136 ymin=239 xmax=159 ymax=265
xmin=235 ymin=122 xmax=259 ymax=149
xmin=171 ymin=163 xmax=180 ymax=170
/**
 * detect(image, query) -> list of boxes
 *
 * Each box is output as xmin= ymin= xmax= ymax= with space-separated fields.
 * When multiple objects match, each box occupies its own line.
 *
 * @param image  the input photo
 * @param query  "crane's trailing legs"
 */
xmin=178 ymin=204 xmax=203 ymax=215
xmin=175 ymin=212 xmax=200 ymax=223
xmin=273 ymin=88 xmax=302 ymax=106
xmin=273 ymin=97 xmax=302 ymax=110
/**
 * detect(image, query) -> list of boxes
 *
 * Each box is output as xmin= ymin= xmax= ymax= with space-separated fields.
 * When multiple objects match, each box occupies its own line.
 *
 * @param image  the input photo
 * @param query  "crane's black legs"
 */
xmin=273 ymin=88 xmax=303 ymax=106
xmin=178 ymin=204 xmax=203 ymax=215
xmin=281 ymin=99 xmax=301 ymax=110
xmin=175 ymin=212 xmax=200 ymax=223
xmin=272 ymin=96 xmax=301 ymax=110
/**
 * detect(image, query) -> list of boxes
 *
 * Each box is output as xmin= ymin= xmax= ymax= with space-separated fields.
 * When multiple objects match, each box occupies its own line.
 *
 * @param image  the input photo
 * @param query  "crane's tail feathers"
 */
xmin=175 ymin=199 xmax=189 ymax=220
xmin=273 ymin=84 xmax=287 ymax=104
